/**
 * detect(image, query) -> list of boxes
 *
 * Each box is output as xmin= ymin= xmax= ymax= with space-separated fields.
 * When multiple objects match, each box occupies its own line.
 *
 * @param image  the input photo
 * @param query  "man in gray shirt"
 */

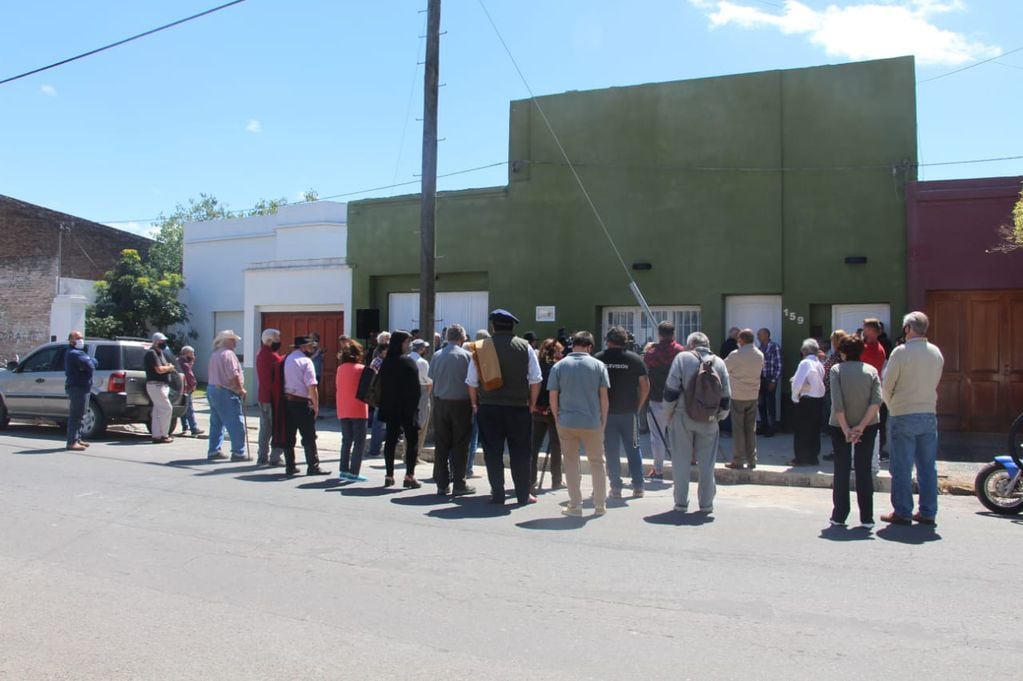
xmin=664 ymin=332 xmax=731 ymax=514
xmin=548 ymin=331 xmax=611 ymax=517
xmin=429 ymin=324 xmax=475 ymax=496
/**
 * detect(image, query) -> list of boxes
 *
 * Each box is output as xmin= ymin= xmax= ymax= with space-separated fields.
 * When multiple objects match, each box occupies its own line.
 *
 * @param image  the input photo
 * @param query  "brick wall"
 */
xmin=0 ymin=256 xmax=57 ymax=359
xmin=0 ymin=195 xmax=154 ymax=359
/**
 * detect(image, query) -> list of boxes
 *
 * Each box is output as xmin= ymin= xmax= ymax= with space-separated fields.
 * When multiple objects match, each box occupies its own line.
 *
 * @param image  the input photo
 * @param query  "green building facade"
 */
xmin=348 ymin=56 xmax=917 ymax=401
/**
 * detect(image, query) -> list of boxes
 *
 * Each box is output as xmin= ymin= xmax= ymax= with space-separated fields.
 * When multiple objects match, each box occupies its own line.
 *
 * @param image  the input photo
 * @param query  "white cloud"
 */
xmin=690 ymin=0 xmax=1001 ymax=66
xmin=245 ymin=119 xmax=262 ymax=133
xmin=40 ymin=84 xmax=57 ymax=96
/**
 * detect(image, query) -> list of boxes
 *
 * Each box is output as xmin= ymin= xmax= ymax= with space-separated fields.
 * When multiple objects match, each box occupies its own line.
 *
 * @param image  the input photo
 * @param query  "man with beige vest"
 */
xmin=724 ymin=328 xmax=764 ymax=469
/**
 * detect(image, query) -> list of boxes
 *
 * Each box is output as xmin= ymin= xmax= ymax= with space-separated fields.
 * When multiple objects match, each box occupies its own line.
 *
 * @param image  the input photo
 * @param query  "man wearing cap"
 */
xmin=409 ymin=338 xmax=433 ymax=457
xmin=207 ymin=330 xmax=249 ymax=461
xmin=466 ymin=309 xmax=543 ymax=505
xmin=282 ymin=335 xmax=329 ymax=476
xmin=144 ymin=332 xmax=176 ymax=444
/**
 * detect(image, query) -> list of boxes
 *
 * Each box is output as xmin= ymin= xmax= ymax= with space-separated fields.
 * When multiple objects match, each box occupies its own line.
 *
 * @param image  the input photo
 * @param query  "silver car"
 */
xmin=0 ymin=338 xmax=186 ymax=439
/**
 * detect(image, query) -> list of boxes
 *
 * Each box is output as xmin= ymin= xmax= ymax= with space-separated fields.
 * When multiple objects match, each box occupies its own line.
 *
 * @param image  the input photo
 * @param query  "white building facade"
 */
xmin=182 ymin=202 xmax=350 ymax=403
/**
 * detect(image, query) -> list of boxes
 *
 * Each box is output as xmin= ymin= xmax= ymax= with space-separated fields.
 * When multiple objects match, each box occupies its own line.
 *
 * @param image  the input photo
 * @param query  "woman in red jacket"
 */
xmin=335 ymin=338 xmax=369 ymax=481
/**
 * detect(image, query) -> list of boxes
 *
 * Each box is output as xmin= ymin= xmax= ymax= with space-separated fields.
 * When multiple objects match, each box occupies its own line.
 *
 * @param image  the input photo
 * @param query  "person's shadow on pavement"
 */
xmin=643 ymin=510 xmax=715 ymax=527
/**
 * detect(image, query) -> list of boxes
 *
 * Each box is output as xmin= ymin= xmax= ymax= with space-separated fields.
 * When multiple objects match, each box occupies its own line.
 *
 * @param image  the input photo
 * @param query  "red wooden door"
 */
xmin=260 ymin=311 xmax=344 ymax=406
xmin=927 ymin=290 xmax=1023 ymax=432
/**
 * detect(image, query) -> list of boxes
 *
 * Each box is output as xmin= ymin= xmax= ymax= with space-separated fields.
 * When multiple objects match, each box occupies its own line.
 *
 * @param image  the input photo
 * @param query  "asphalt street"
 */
xmin=1 ymin=423 xmax=1019 ymax=681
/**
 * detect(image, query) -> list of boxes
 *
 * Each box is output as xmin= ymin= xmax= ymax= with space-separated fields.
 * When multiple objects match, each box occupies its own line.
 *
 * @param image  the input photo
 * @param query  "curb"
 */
xmin=419 ymin=447 xmax=973 ymax=496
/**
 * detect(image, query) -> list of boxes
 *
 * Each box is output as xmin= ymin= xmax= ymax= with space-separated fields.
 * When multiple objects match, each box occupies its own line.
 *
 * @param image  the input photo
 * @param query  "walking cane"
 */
xmin=538 ymin=443 xmax=550 ymax=489
xmin=242 ymin=399 xmax=253 ymax=461
xmin=647 ymin=403 xmax=671 ymax=461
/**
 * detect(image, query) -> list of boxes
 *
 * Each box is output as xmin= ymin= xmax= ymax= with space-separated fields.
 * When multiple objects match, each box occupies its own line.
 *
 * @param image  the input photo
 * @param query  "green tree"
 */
xmin=85 ymin=249 xmax=189 ymax=341
xmin=992 ymin=184 xmax=1023 ymax=253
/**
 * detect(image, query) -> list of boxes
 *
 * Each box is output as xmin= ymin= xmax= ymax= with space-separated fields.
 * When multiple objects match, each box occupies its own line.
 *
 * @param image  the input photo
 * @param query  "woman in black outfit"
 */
xmin=377 ymin=330 xmax=422 ymax=488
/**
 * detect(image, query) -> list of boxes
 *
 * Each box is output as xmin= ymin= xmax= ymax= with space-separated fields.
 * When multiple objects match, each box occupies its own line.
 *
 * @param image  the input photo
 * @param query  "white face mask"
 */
xmin=74 ymin=339 xmax=85 ymax=350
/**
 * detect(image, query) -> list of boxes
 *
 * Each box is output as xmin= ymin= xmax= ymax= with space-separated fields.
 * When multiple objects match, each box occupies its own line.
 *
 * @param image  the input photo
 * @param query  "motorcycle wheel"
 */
xmin=1009 ymin=412 xmax=1023 ymax=464
xmin=975 ymin=462 xmax=1023 ymax=515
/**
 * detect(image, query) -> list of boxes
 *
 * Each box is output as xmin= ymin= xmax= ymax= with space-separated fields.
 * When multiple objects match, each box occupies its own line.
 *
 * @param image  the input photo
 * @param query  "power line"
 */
xmin=99 ymin=161 xmax=509 ymax=224
xmin=919 ymin=44 xmax=1023 ymax=84
xmin=0 ymin=0 xmax=247 ymax=87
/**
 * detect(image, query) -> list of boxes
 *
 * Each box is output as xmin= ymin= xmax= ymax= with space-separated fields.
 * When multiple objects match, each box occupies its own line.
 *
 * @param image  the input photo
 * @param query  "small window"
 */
xmin=94 ymin=345 xmax=120 ymax=371
xmin=21 ymin=346 xmax=61 ymax=373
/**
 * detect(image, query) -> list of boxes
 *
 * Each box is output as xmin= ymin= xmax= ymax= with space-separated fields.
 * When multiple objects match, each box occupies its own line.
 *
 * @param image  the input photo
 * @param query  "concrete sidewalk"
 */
xmin=172 ymin=398 xmax=982 ymax=496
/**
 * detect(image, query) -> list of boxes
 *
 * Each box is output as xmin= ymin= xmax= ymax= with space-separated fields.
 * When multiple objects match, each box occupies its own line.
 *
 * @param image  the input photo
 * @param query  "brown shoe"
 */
xmin=880 ymin=512 xmax=912 ymax=526
xmin=724 ymin=462 xmax=744 ymax=470
xmin=66 ymin=443 xmax=87 ymax=451
xmin=76 ymin=441 xmax=91 ymax=448
xmin=912 ymin=512 xmax=936 ymax=525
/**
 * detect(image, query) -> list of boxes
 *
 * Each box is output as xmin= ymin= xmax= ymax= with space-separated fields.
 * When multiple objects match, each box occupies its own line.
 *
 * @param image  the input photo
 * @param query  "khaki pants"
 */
xmin=730 ymin=399 xmax=758 ymax=466
xmin=146 ymin=382 xmax=173 ymax=439
xmin=557 ymin=425 xmax=607 ymax=511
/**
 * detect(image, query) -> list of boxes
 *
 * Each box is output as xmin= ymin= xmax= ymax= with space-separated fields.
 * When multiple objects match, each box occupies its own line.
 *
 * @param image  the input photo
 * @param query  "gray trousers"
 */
xmin=670 ymin=415 xmax=720 ymax=511
xmin=258 ymin=402 xmax=284 ymax=464
xmin=730 ymin=399 xmax=758 ymax=466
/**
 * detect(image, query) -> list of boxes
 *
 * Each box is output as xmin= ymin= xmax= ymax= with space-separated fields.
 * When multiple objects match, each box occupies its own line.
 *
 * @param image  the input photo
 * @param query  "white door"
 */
xmin=389 ymin=291 xmax=489 ymax=336
xmin=831 ymin=304 xmax=891 ymax=337
xmin=388 ymin=293 xmax=419 ymax=331
xmin=726 ymin=295 xmax=782 ymax=414
xmin=725 ymin=296 xmax=783 ymax=348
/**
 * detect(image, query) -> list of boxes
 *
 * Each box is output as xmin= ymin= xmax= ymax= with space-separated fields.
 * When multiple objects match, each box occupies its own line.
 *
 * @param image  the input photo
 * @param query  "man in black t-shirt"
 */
xmin=595 ymin=326 xmax=649 ymax=498
xmin=144 ymin=332 xmax=176 ymax=443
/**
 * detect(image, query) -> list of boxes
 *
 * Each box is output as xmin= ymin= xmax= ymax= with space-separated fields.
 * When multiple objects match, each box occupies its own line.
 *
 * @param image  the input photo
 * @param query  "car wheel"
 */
xmin=81 ymin=398 xmax=107 ymax=439
xmin=0 ymin=396 xmax=10 ymax=429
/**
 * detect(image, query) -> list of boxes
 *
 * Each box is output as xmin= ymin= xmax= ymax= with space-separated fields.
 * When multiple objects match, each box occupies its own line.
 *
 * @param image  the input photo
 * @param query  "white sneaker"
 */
xmin=561 ymin=505 xmax=583 ymax=517
xmin=858 ymin=522 xmax=875 ymax=530
xmin=829 ymin=520 xmax=846 ymax=527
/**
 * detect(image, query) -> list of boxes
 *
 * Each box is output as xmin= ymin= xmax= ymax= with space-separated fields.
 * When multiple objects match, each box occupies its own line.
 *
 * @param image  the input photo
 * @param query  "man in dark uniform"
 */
xmin=466 ymin=309 xmax=543 ymax=506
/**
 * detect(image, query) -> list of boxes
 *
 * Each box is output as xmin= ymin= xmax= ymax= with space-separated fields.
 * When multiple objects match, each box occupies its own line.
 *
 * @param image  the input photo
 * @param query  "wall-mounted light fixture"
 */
xmin=844 ymin=256 xmax=868 ymax=265
xmin=632 ymin=262 xmax=653 ymax=271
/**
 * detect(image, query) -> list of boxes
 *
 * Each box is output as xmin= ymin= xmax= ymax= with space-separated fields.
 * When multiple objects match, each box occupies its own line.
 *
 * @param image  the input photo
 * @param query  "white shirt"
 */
xmin=791 ymin=355 xmax=826 ymax=402
xmin=466 ymin=344 xmax=543 ymax=387
xmin=408 ymin=351 xmax=433 ymax=386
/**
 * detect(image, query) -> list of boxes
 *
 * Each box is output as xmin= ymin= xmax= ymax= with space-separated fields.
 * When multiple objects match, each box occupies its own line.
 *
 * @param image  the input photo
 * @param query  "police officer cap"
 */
xmin=292 ymin=335 xmax=313 ymax=347
xmin=488 ymin=308 xmax=520 ymax=324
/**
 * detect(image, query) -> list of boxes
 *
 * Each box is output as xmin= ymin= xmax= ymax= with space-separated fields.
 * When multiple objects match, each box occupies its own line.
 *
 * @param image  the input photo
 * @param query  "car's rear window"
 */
xmin=123 ymin=346 xmax=147 ymax=371
xmin=94 ymin=345 xmax=120 ymax=371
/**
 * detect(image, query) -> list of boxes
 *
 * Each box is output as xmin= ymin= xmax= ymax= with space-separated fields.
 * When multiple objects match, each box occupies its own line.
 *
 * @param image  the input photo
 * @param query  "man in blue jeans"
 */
xmin=881 ymin=311 xmax=945 ymax=526
xmin=64 ymin=330 xmax=97 ymax=451
xmin=595 ymin=326 xmax=649 ymax=498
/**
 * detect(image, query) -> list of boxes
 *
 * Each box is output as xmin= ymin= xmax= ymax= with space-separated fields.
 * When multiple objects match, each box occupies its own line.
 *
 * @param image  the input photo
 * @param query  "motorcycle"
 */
xmin=975 ymin=412 xmax=1023 ymax=515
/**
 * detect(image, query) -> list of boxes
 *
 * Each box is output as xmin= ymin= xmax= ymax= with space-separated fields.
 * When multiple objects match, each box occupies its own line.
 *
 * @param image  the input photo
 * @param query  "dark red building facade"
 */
xmin=906 ymin=176 xmax=1023 ymax=432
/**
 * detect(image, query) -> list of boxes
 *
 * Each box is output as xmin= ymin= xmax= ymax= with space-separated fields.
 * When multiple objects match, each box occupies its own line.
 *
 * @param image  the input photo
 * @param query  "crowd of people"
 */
xmin=58 ymin=307 xmax=944 ymax=529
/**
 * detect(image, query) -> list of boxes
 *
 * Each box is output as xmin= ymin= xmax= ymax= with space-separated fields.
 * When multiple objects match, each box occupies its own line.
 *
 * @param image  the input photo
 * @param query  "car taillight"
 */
xmin=107 ymin=371 xmax=127 ymax=392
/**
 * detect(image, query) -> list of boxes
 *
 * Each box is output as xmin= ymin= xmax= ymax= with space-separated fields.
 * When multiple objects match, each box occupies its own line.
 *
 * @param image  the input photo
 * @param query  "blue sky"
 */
xmin=1 ymin=0 xmax=1020 ymax=235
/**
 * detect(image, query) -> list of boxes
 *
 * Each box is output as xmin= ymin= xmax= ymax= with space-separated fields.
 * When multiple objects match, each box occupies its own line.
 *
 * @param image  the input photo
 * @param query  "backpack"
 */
xmin=357 ymin=366 xmax=380 ymax=407
xmin=684 ymin=351 xmax=723 ymax=422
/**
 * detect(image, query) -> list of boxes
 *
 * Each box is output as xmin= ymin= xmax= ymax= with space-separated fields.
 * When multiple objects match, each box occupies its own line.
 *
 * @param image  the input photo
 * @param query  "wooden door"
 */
xmin=927 ymin=290 xmax=1023 ymax=432
xmin=260 ymin=311 xmax=344 ymax=406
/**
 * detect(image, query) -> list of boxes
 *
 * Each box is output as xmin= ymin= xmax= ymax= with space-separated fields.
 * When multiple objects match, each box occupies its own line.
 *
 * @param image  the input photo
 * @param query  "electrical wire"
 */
xmin=476 ymin=0 xmax=633 ymax=281
xmin=97 ymin=151 xmax=1023 ymax=225
xmin=392 ymin=13 xmax=430 ymax=185
xmin=0 ymin=0 xmax=247 ymax=86
xmin=99 ymin=161 xmax=509 ymax=224
xmin=919 ymin=45 xmax=1023 ymax=84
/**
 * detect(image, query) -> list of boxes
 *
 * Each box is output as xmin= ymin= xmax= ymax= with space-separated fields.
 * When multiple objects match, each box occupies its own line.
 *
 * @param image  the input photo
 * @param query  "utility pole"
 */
xmin=418 ymin=0 xmax=441 ymax=356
